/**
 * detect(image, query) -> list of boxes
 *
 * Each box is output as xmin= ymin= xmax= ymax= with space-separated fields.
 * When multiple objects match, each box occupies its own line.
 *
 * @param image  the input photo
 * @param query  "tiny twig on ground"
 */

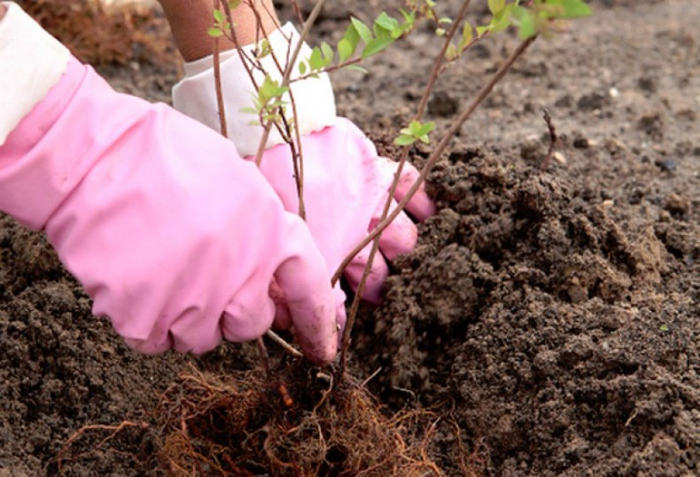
xmin=540 ymin=108 xmax=557 ymax=171
xmin=265 ymin=329 xmax=303 ymax=358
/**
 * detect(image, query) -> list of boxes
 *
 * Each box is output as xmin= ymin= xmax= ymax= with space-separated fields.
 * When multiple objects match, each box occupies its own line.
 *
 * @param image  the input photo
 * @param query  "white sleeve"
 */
xmin=0 ymin=2 xmax=70 ymax=146
xmin=172 ymin=22 xmax=337 ymax=157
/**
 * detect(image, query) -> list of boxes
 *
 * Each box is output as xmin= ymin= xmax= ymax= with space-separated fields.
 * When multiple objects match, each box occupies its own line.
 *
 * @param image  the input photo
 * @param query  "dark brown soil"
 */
xmin=2 ymin=0 xmax=698 ymax=475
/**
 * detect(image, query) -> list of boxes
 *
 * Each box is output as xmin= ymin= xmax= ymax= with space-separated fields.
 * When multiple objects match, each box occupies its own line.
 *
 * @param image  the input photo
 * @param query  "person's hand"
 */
xmin=0 ymin=5 xmax=341 ymax=363
xmin=173 ymin=24 xmax=436 ymax=304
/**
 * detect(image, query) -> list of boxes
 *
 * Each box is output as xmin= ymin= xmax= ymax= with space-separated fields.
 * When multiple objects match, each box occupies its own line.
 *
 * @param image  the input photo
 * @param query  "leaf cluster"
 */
xmin=241 ymin=76 xmax=290 ymax=126
xmin=394 ymin=120 xmax=436 ymax=146
xmin=299 ymin=10 xmax=416 ymax=77
xmin=482 ymin=0 xmax=592 ymax=39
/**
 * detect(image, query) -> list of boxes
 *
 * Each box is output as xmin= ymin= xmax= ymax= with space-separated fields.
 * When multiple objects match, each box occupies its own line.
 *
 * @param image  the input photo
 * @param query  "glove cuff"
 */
xmin=172 ymin=22 xmax=337 ymax=157
xmin=0 ymin=2 xmax=70 ymax=146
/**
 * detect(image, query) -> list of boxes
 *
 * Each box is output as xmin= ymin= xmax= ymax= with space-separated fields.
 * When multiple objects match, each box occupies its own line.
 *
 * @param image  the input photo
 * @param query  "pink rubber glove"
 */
xmin=255 ymin=119 xmax=435 ymax=304
xmin=173 ymin=25 xmax=435 ymax=304
xmin=0 ymin=55 xmax=341 ymax=363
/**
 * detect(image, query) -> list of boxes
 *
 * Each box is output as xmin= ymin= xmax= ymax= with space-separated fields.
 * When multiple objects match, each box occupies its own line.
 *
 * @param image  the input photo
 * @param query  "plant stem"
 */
xmin=416 ymin=0 xmax=472 ymax=119
xmin=540 ymin=108 xmax=557 ymax=171
xmin=213 ymin=0 xmax=228 ymax=138
xmin=337 ymin=0 xmax=474 ymax=379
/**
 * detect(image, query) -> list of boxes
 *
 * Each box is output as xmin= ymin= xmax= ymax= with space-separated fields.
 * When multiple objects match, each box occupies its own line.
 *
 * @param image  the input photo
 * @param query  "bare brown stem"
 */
xmin=337 ymin=2 xmax=475 ymax=378
xmin=416 ymin=0 xmax=472 ymax=119
xmin=540 ymin=108 xmax=557 ymax=171
xmin=213 ymin=0 xmax=228 ymax=137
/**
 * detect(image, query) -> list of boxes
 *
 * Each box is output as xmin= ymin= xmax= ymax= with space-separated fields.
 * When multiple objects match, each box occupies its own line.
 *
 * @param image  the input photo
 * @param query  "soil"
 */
xmin=2 ymin=0 xmax=699 ymax=475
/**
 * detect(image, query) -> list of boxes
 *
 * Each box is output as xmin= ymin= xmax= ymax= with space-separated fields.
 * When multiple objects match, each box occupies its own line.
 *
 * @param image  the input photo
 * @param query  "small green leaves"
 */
xmin=297 ymin=11 xmax=413 ymax=76
xmin=255 ymin=39 xmax=271 ymax=59
xmin=556 ymin=0 xmax=593 ymax=17
xmin=304 ymin=42 xmax=335 ymax=74
xmin=512 ymin=0 xmax=592 ymax=39
xmin=471 ymin=0 xmax=591 ymax=40
xmin=351 ymin=17 xmax=373 ymax=44
xmin=374 ymin=12 xmax=400 ymax=35
xmin=363 ymin=37 xmax=395 ymax=58
xmin=458 ymin=23 xmax=473 ymax=52
xmin=242 ymin=75 xmax=289 ymax=125
xmin=394 ymin=120 xmax=436 ymax=146
xmin=209 ymin=8 xmax=230 ymax=38
xmin=488 ymin=0 xmax=506 ymax=15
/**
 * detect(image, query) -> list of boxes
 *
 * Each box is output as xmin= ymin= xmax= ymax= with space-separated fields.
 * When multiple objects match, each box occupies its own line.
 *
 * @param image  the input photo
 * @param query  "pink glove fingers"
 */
xmin=345 ymin=243 xmax=390 ymax=304
xmin=274 ymin=254 xmax=340 ymax=364
xmin=269 ymin=280 xmax=293 ymax=330
xmin=369 ymin=200 xmax=419 ymax=261
xmin=378 ymin=156 xmax=436 ymax=222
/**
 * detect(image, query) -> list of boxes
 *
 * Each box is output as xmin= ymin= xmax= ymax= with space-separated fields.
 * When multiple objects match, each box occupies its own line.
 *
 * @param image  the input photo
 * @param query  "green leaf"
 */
xmin=345 ymin=64 xmax=369 ymax=74
xmin=445 ymin=43 xmax=458 ymax=61
xmin=351 ymin=17 xmax=373 ymax=44
xmin=410 ymin=120 xmax=436 ymax=137
xmin=258 ymin=76 xmax=288 ymax=104
xmin=298 ymin=61 xmax=307 ymax=75
xmin=476 ymin=25 xmax=489 ymax=37
xmin=228 ymin=0 xmax=241 ymax=9
xmin=374 ymin=12 xmax=399 ymax=33
xmin=321 ymin=42 xmax=334 ymax=64
xmin=208 ymin=27 xmax=223 ymax=38
xmin=436 ymin=27 xmax=446 ymax=37
xmin=458 ymin=22 xmax=473 ymax=51
xmin=257 ymin=39 xmax=271 ymax=58
xmin=394 ymin=134 xmax=416 ymax=146
xmin=490 ymin=4 xmax=514 ymax=32
xmin=488 ymin=0 xmax=505 ymax=15
xmin=362 ymin=37 xmax=394 ymax=58
xmin=240 ymin=106 xmax=259 ymax=115
xmin=343 ymin=23 xmax=360 ymax=52
xmin=308 ymin=46 xmax=325 ymax=71
xmin=559 ymin=0 xmax=593 ymax=18
xmin=338 ymin=38 xmax=353 ymax=62
xmin=516 ymin=9 xmax=536 ymax=38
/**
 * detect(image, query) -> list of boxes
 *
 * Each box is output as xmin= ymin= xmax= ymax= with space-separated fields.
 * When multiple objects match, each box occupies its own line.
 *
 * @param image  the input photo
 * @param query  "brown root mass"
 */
xmin=58 ymin=364 xmax=448 ymax=476
xmin=154 ymin=365 xmax=444 ymax=476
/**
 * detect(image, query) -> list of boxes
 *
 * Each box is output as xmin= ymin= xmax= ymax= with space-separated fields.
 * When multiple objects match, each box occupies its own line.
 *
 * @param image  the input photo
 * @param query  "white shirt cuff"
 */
xmin=172 ymin=23 xmax=337 ymax=157
xmin=0 ymin=2 xmax=70 ymax=146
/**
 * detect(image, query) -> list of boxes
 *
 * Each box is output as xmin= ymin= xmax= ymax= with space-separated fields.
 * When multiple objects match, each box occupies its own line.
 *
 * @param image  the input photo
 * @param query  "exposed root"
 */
xmin=155 ymin=363 xmax=444 ymax=476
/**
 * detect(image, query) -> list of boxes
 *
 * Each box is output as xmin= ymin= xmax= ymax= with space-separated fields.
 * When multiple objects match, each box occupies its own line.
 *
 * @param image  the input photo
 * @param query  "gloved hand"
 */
xmin=173 ymin=24 xmax=435 ymax=304
xmin=0 ymin=4 xmax=340 ymax=363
